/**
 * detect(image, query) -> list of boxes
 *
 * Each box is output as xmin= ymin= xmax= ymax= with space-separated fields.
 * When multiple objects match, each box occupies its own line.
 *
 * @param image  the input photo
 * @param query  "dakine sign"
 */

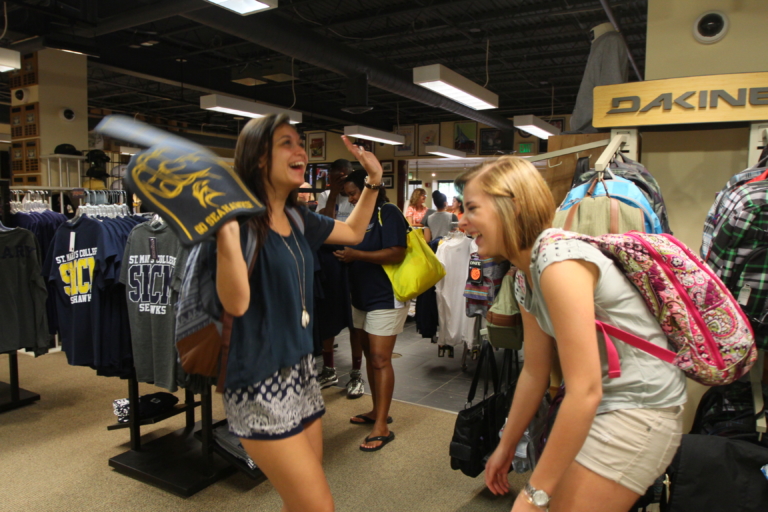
xmin=593 ymin=72 xmax=768 ymax=128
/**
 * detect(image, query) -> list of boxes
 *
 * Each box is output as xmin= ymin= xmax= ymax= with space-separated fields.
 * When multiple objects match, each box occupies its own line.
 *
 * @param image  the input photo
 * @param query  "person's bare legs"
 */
xmin=360 ymin=333 xmax=397 ymax=449
xmin=240 ymin=425 xmax=333 ymax=512
xmin=547 ymin=461 xmax=640 ymax=512
xmin=350 ymin=328 xmax=378 ymax=422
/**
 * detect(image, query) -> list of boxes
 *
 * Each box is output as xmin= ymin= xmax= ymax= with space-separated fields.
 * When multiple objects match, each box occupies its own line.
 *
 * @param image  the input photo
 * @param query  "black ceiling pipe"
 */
xmin=183 ymin=8 xmax=517 ymax=131
xmin=75 ymin=0 xmax=209 ymax=38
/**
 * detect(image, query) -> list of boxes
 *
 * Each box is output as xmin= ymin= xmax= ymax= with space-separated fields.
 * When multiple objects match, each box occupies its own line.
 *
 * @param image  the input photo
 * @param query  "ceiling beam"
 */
xmin=184 ymin=8 xmax=518 ymax=131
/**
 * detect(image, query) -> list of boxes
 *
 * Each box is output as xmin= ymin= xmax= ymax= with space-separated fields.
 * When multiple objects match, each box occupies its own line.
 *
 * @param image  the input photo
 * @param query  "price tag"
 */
xmin=69 ymin=232 xmax=76 ymax=253
xmin=737 ymin=284 xmax=752 ymax=306
xmin=149 ymin=237 xmax=158 ymax=261
xmin=468 ymin=260 xmax=483 ymax=284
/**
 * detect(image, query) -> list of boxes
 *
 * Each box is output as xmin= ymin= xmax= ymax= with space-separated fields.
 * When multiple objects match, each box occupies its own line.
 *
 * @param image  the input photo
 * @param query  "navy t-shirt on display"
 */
xmin=44 ymin=217 xmax=109 ymax=366
xmin=347 ymin=203 xmax=408 ymax=312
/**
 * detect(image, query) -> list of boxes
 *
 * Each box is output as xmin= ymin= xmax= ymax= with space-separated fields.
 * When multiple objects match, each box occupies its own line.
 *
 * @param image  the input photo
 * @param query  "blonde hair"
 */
xmin=454 ymin=156 xmax=554 ymax=261
xmin=408 ymin=188 xmax=426 ymax=208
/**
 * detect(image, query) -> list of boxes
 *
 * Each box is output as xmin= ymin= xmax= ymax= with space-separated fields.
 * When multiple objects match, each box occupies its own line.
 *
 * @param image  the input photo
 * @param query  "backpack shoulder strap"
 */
xmin=286 ymin=206 xmax=305 ymax=234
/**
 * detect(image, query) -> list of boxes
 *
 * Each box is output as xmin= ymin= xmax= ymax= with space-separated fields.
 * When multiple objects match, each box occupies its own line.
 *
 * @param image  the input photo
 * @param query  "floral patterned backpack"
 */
xmin=538 ymin=231 xmax=757 ymax=386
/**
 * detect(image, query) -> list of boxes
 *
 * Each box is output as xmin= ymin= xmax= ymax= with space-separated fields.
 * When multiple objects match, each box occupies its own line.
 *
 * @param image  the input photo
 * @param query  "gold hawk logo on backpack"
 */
xmin=130 ymin=148 xmax=258 ymax=239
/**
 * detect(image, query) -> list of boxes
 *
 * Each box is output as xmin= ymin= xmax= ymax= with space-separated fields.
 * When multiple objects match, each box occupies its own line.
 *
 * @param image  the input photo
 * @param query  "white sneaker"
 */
xmin=346 ymin=370 xmax=365 ymax=399
xmin=318 ymin=366 xmax=338 ymax=389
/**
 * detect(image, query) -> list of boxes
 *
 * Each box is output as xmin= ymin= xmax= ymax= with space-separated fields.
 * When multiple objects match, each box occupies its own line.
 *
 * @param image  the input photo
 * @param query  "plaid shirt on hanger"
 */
xmin=707 ymin=182 xmax=768 ymax=349
xmin=701 ymin=167 xmax=766 ymax=260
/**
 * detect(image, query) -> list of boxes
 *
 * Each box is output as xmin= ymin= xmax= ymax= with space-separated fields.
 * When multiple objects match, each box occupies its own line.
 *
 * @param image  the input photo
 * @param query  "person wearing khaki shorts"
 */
xmin=455 ymin=157 xmax=687 ymax=512
xmin=334 ymin=169 xmax=409 ymax=452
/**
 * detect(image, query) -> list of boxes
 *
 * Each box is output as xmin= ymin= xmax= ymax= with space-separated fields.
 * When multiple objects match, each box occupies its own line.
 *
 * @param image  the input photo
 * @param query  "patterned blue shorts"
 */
xmin=223 ymin=354 xmax=326 ymax=440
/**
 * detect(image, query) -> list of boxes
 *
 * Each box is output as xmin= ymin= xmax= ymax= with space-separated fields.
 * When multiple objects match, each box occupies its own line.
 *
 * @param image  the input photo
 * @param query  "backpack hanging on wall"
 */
xmin=485 ymin=269 xmax=523 ymax=351
xmin=573 ymin=155 xmax=672 ymax=234
xmin=554 ymin=172 xmax=663 ymax=235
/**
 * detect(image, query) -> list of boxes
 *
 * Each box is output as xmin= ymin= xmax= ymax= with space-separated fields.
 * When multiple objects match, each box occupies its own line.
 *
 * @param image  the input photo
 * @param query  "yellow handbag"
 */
xmin=379 ymin=207 xmax=446 ymax=302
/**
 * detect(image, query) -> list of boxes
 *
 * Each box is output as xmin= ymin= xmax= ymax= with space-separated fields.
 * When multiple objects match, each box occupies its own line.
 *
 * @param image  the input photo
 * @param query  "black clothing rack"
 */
xmin=0 ymin=352 xmax=41 ymax=414
xmin=107 ymin=374 xmax=235 ymax=497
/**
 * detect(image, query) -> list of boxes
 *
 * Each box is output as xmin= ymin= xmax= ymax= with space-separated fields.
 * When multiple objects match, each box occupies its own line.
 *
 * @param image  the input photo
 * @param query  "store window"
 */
xmin=436 ymin=180 xmax=457 ymax=205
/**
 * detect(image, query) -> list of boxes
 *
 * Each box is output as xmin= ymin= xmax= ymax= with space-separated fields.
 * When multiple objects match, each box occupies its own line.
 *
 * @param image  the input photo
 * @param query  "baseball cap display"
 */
xmin=110 ymin=178 xmax=124 ymax=190
xmin=54 ymin=143 xmax=82 ymax=156
xmin=96 ymin=115 xmax=265 ymax=246
xmin=86 ymin=149 xmax=111 ymax=165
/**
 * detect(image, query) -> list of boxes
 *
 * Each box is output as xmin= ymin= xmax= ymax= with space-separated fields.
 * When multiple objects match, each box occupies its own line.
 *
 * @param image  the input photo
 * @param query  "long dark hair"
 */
xmin=234 ymin=114 xmax=298 ymax=252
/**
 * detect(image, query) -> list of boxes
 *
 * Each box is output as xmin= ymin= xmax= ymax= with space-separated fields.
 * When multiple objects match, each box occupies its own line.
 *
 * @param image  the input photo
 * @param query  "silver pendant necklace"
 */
xmin=279 ymin=226 xmax=309 ymax=328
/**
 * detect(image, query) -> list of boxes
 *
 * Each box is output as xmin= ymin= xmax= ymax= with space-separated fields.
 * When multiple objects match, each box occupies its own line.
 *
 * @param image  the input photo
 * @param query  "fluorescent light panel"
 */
xmin=205 ymin=0 xmax=277 ymax=15
xmin=200 ymin=94 xmax=302 ymax=124
xmin=413 ymin=64 xmax=498 ymax=110
xmin=344 ymin=125 xmax=404 ymax=145
xmin=425 ymin=145 xmax=466 ymax=159
xmin=513 ymin=115 xmax=561 ymax=139
xmin=120 ymin=146 xmax=140 ymax=155
xmin=0 ymin=48 xmax=21 ymax=72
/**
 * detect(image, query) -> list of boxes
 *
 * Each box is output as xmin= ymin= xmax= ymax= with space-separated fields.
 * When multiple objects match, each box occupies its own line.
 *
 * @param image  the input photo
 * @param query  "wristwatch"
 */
xmin=523 ymin=482 xmax=551 ymax=510
xmin=364 ymin=176 xmax=382 ymax=190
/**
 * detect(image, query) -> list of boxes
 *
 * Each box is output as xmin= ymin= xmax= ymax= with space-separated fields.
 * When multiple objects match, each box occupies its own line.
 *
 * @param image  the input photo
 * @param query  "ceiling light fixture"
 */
xmin=200 ymin=93 xmax=302 ymax=124
xmin=10 ymin=35 xmax=100 ymax=58
xmin=343 ymin=125 xmax=404 ymax=145
xmin=513 ymin=115 xmax=561 ymax=139
xmin=425 ymin=145 xmax=466 ymax=159
xmin=413 ymin=64 xmax=498 ymax=110
xmin=120 ymin=146 xmax=140 ymax=155
xmin=0 ymin=48 xmax=21 ymax=72
xmin=204 ymin=0 xmax=278 ymax=16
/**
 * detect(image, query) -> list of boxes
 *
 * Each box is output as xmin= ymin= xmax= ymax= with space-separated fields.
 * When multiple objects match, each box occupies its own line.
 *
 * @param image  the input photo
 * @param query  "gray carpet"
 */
xmin=0 ymin=351 xmax=528 ymax=512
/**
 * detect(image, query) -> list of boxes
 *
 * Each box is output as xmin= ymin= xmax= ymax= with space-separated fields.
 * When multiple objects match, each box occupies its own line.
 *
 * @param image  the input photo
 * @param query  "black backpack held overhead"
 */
xmin=95 ymin=115 xmax=265 ymax=246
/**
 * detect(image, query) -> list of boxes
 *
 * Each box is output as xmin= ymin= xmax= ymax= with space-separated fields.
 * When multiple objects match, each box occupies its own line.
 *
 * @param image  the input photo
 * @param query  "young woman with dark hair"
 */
xmin=215 ymin=114 xmax=385 ymax=512
xmin=333 ymin=169 xmax=407 ymax=452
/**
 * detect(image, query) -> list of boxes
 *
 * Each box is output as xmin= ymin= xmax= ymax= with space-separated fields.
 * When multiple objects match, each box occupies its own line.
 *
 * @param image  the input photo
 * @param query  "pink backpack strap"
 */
xmin=595 ymin=320 xmax=677 ymax=379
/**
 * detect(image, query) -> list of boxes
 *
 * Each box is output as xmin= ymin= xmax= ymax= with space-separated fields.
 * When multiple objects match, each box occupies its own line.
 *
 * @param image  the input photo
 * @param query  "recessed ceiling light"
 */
xmin=205 ymin=0 xmax=278 ymax=16
xmin=141 ymin=40 xmax=159 ymax=47
xmin=176 ymin=58 xmax=187 ymax=62
xmin=128 ymin=44 xmax=141 ymax=49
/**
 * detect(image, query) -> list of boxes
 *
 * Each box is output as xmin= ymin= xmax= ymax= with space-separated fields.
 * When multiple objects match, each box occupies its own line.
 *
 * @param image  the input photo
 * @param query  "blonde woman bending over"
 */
xmin=455 ymin=156 xmax=686 ymax=512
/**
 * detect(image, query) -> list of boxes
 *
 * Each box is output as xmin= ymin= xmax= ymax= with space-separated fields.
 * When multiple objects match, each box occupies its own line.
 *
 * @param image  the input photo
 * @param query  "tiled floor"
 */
xmin=318 ymin=317 xmax=517 ymax=413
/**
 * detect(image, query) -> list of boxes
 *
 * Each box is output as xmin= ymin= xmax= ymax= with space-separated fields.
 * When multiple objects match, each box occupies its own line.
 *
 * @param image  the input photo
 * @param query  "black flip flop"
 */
xmin=360 ymin=431 xmax=395 ymax=452
xmin=350 ymin=414 xmax=393 ymax=425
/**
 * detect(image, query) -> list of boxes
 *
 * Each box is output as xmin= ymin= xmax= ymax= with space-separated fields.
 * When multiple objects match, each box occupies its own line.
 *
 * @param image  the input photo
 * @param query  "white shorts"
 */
xmin=352 ymin=306 xmax=409 ymax=337
xmin=575 ymin=405 xmax=684 ymax=495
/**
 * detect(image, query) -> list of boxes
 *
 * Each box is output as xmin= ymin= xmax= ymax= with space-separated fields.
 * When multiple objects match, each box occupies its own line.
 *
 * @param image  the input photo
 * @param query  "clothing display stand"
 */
xmin=196 ymin=420 xmax=265 ymax=480
xmin=0 ymin=352 xmax=41 ymax=414
xmin=108 ymin=375 xmax=234 ymax=497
